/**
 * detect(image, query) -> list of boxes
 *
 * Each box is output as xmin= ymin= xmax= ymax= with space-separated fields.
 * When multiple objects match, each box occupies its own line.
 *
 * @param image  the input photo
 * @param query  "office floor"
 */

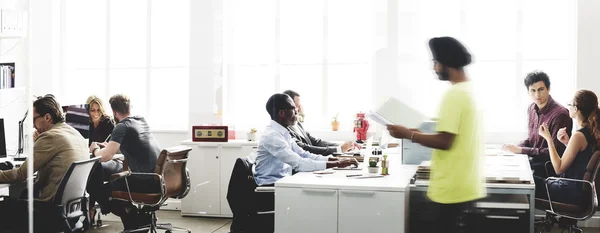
xmin=87 ymin=210 xmax=231 ymax=233
xmin=87 ymin=210 xmax=595 ymax=233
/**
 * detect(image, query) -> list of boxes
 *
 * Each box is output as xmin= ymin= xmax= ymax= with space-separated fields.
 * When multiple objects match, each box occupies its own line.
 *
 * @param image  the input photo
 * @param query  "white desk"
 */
xmin=410 ymin=154 xmax=536 ymax=233
xmin=275 ymin=150 xmax=414 ymax=233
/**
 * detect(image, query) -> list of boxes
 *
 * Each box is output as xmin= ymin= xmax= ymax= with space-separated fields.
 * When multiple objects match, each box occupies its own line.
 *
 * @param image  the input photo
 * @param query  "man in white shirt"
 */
xmin=253 ymin=93 xmax=358 ymax=186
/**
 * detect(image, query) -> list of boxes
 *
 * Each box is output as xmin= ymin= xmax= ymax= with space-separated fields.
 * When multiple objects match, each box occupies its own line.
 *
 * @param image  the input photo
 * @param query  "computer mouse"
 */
xmin=0 ymin=161 xmax=14 ymax=171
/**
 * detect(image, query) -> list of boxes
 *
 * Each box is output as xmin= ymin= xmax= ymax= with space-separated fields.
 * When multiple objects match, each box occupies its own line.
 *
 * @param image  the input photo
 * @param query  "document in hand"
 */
xmin=367 ymin=97 xmax=427 ymax=128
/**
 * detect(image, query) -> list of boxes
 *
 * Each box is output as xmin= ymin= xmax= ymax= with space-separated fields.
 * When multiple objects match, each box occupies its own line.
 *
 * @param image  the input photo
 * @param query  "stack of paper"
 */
xmin=416 ymin=161 xmax=431 ymax=180
xmin=368 ymin=97 xmax=426 ymax=128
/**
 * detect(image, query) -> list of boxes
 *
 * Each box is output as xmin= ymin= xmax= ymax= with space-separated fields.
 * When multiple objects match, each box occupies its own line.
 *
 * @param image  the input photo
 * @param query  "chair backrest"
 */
xmin=155 ymin=146 xmax=192 ymax=199
xmin=582 ymin=150 xmax=600 ymax=213
xmin=53 ymin=156 xmax=101 ymax=205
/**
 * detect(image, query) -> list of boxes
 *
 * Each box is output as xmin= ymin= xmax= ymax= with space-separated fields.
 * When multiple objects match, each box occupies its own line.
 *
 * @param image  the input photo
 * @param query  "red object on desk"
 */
xmin=192 ymin=126 xmax=229 ymax=142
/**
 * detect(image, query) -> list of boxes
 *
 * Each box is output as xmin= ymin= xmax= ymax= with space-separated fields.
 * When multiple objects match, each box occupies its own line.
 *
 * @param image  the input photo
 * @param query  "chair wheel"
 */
xmin=165 ymin=231 xmax=171 ymax=233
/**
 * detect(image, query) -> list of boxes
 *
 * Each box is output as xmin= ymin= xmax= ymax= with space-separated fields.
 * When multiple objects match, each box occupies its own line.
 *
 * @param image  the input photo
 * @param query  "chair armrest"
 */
xmin=255 ymin=187 xmax=275 ymax=193
xmin=544 ymin=177 xmax=597 ymax=220
xmin=117 ymin=172 xmax=167 ymax=207
xmin=110 ymin=171 xmax=131 ymax=181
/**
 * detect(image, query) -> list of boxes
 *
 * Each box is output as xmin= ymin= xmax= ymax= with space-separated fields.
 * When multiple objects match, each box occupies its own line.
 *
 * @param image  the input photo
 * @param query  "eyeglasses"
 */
xmin=32 ymin=115 xmax=44 ymax=122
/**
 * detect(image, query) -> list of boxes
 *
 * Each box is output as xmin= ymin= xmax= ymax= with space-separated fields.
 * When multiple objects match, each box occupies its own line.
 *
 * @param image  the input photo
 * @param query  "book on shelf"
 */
xmin=0 ymin=63 xmax=15 ymax=89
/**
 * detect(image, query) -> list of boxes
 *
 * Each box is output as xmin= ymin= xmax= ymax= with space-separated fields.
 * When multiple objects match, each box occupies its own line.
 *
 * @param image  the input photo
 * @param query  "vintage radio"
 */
xmin=192 ymin=126 xmax=229 ymax=142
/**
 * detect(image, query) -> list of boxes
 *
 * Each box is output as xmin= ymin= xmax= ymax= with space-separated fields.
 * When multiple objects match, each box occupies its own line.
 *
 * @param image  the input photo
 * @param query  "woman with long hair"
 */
xmin=537 ymin=89 xmax=600 ymax=205
xmin=87 ymin=95 xmax=115 ymax=146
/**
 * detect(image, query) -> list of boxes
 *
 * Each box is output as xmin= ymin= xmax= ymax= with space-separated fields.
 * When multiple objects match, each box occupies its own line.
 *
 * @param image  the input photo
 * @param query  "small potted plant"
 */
xmin=368 ymin=159 xmax=379 ymax=173
xmin=247 ymin=128 xmax=257 ymax=141
xmin=331 ymin=113 xmax=340 ymax=131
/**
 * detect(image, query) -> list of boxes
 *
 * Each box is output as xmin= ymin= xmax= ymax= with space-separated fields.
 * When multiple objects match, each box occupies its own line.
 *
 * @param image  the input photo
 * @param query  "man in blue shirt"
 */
xmin=253 ymin=93 xmax=358 ymax=186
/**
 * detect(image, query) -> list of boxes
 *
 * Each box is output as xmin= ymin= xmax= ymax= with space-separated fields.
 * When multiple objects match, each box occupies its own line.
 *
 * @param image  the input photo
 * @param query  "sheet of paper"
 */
xmin=368 ymin=97 xmax=427 ymax=128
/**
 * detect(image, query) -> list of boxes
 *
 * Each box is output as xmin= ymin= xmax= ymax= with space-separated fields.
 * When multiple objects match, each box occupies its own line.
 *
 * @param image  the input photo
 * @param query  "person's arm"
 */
xmin=518 ymin=106 xmax=533 ymax=148
xmin=291 ymin=136 xmax=337 ymax=156
xmin=410 ymin=132 xmax=456 ymax=151
xmin=0 ymin=133 xmax=58 ymax=183
xmin=523 ymin=114 xmax=572 ymax=156
xmin=91 ymin=123 xmax=125 ymax=162
xmin=262 ymin=134 xmax=342 ymax=172
xmin=541 ymin=125 xmax=585 ymax=175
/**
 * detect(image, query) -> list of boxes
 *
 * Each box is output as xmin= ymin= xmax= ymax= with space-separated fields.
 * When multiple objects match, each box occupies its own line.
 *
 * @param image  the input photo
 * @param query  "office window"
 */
xmin=393 ymin=0 xmax=575 ymax=133
xmin=62 ymin=0 xmax=190 ymax=130
xmin=222 ymin=0 xmax=381 ymax=131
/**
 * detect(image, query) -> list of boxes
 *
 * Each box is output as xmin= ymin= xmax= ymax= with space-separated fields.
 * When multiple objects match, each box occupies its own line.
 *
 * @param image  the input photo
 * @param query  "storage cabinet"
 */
xmin=275 ymin=187 xmax=338 ymax=233
xmin=338 ymin=190 xmax=406 ymax=233
xmin=181 ymin=140 xmax=258 ymax=217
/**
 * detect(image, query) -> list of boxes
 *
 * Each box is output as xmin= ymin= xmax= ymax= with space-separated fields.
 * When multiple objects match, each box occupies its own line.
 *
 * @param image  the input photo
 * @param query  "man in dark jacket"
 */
xmin=283 ymin=90 xmax=360 ymax=156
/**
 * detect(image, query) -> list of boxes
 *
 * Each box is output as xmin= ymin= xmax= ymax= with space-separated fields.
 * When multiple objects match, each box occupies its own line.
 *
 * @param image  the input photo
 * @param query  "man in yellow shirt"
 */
xmin=387 ymin=37 xmax=485 ymax=233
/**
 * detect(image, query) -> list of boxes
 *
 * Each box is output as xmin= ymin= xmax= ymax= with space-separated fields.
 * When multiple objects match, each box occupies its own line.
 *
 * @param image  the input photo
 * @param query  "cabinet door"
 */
xmin=181 ymin=145 xmax=221 ymax=215
xmin=338 ymin=190 xmax=406 ymax=233
xmin=220 ymin=145 xmax=258 ymax=216
xmin=275 ymin=187 xmax=338 ymax=233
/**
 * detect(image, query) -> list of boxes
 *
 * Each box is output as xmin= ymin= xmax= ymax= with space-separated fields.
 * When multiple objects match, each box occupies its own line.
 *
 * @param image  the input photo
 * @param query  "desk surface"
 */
xmin=276 ymin=149 xmax=415 ymax=192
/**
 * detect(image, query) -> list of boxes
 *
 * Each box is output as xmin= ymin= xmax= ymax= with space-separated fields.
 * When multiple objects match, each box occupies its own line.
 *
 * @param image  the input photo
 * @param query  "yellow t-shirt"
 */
xmin=427 ymin=81 xmax=486 ymax=204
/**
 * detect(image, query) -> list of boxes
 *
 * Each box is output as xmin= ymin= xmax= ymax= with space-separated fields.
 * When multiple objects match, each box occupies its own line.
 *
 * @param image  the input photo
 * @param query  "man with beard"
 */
xmin=386 ymin=37 xmax=485 ymax=233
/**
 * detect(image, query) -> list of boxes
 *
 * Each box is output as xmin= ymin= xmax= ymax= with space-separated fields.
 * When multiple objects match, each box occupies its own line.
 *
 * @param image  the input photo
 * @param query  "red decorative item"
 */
xmin=192 ymin=126 xmax=229 ymax=142
xmin=353 ymin=112 xmax=369 ymax=143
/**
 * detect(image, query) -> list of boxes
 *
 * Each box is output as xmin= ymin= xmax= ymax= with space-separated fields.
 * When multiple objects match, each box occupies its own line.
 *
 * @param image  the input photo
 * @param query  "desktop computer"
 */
xmin=0 ymin=118 xmax=7 ymax=158
xmin=62 ymin=104 xmax=90 ymax=139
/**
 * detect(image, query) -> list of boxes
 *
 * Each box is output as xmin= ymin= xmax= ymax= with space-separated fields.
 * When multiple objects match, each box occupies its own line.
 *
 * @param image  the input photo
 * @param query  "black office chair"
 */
xmin=32 ymin=156 xmax=101 ymax=233
xmin=535 ymin=150 xmax=600 ymax=233
xmin=227 ymin=157 xmax=274 ymax=233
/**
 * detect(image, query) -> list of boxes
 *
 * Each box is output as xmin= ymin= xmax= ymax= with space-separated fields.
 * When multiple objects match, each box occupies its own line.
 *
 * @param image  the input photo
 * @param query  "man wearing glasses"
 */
xmin=503 ymin=71 xmax=573 ymax=177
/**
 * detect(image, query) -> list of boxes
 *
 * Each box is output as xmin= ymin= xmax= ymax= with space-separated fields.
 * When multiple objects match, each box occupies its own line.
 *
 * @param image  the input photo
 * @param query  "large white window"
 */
xmin=222 ymin=0 xmax=384 ymax=131
xmin=222 ymin=0 xmax=576 ymax=134
xmin=63 ymin=0 xmax=190 ymax=131
xmin=393 ymin=0 xmax=576 ymax=134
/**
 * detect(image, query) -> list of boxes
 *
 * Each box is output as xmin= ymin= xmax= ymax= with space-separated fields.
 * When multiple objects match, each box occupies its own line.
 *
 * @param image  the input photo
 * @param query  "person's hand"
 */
xmin=557 ymin=127 xmax=569 ymax=145
xmin=502 ymin=144 xmax=522 ymax=154
xmin=89 ymin=142 xmax=99 ymax=153
xmin=353 ymin=142 xmax=362 ymax=149
xmin=341 ymin=141 xmax=360 ymax=152
xmin=387 ymin=124 xmax=411 ymax=139
xmin=98 ymin=142 xmax=108 ymax=148
xmin=32 ymin=129 xmax=40 ymax=141
xmin=538 ymin=123 xmax=552 ymax=141
xmin=338 ymin=158 xmax=359 ymax=168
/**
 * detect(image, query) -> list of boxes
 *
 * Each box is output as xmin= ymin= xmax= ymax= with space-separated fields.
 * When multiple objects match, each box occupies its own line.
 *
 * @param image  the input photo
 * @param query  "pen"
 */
xmin=346 ymin=174 xmax=362 ymax=177
xmin=104 ymin=134 xmax=111 ymax=142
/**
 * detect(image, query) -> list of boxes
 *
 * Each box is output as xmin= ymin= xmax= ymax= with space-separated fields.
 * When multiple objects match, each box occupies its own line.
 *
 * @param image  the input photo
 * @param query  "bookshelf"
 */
xmin=0 ymin=62 xmax=14 ymax=89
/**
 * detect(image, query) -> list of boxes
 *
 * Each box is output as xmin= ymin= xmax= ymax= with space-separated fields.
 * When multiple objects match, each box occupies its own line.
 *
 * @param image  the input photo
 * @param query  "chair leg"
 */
xmin=156 ymin=223 xmax=191 ymax=233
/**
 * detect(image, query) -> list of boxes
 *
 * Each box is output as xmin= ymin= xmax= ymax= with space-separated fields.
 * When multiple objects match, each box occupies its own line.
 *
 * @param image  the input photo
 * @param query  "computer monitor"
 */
xmin=0 ymin=119 xmax=7 ymax=158
xmin=62 ymin=104 xmax=90 ymax=139
xmin=17 ymin=109 xmax=27 ymax=156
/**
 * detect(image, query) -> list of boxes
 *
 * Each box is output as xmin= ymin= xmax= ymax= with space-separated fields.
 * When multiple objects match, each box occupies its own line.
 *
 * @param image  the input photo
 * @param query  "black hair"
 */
xmin=33 ymin=94 xmax=65 ymax=124
xmin=282 ymin=90 xmax=300 ymax=100
xmin=524 ymin=71 xmax=551 ymax=90
xmin=266 ymin=93 xmax=294 ymax=120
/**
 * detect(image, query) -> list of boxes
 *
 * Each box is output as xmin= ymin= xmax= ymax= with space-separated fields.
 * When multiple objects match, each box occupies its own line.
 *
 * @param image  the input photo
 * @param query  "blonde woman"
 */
xmin=87 ymin=95 xmax=115 ymax=146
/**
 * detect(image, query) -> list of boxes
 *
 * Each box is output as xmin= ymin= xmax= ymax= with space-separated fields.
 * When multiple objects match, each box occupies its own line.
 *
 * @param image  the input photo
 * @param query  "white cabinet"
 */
xmin=275 ymin=187 xmax=338 ymax=233
xmin=338 ymin=190 xmax=406 ymax=233
xmin=181 ymin=140 xmax=258 ymax=217
xmin=182 ymin=144 xmax=221 ymax=215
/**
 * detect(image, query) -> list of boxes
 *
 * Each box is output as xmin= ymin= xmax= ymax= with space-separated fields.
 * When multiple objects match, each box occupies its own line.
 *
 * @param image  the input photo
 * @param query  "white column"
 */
xmin=28 ymin=0 xmax=60 ymax=97
xmin=576 ymin=0 xmax=600 ymax=93
xmin=189 ymin=0 xmax=222 ymax=134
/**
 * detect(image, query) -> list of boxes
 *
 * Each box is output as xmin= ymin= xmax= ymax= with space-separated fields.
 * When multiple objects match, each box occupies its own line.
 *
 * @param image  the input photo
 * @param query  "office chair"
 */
xmin=227 ymin=157 xmax=275 ymax=233
xmin=29 ymin=157 xmax=101 ymax=233
xmin=535 ymin=150 xmax=600 ymax=233
xmin=110 ymin=146 xmax=192 ymax=233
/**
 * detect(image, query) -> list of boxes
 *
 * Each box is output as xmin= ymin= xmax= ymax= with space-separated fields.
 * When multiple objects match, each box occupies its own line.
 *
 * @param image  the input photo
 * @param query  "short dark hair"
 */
xmin=266 ymin=93 xmax=293 ymax=120
xmin=33 ymin=94 xmax=65 ymax=124
xmin=109 ymin=94 xmax=131 ymax=115
xmin=282 ymin=90 xmax=300 ymax=100
xmin=524 ymin=71 xmax=551 ymax=89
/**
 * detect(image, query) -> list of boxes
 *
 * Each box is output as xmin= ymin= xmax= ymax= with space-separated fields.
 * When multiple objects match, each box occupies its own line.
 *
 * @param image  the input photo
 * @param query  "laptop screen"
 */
xmin=0 ymin=119 xmax=7 ymax=157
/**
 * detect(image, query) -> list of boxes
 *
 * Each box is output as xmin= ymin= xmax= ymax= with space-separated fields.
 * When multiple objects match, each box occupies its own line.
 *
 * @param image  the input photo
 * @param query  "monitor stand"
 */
xmin=14 ymin=110 xmax=28 ymax=162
